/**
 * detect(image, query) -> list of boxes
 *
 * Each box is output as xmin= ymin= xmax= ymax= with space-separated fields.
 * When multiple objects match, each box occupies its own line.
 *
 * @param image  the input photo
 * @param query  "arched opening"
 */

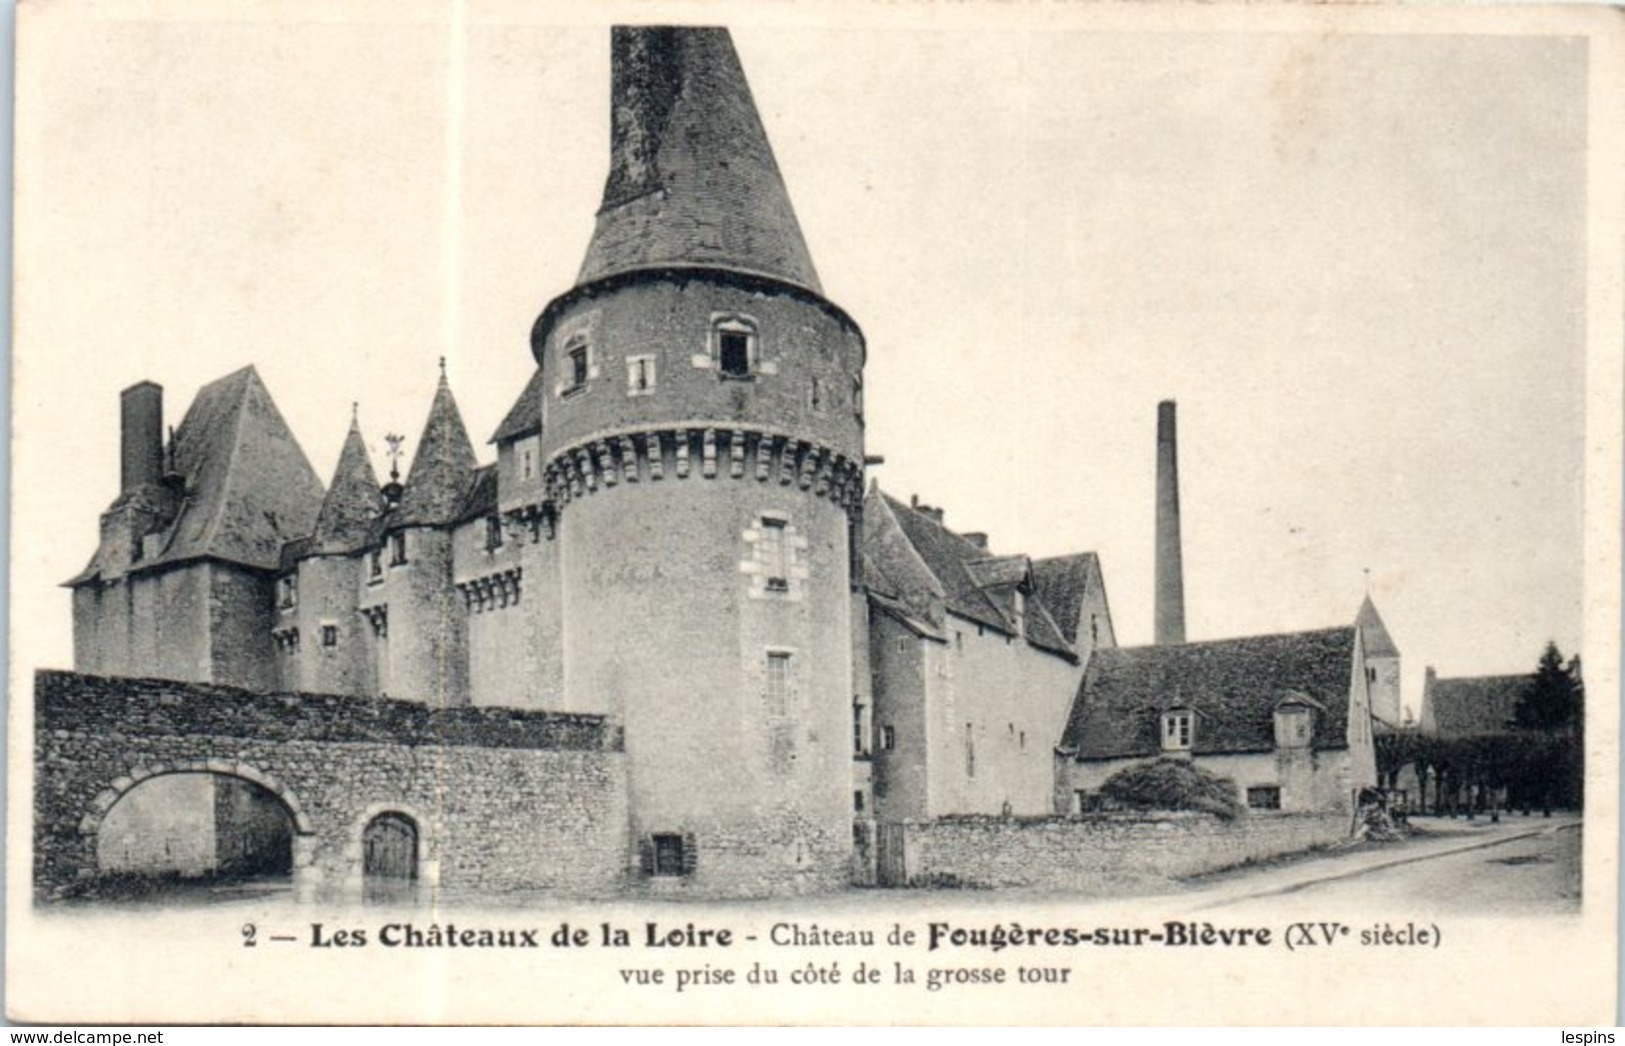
xmin=90 ymin=772 xmax=295 ymax=903
xmin=362 ymin=811 xmax=419 ymax=903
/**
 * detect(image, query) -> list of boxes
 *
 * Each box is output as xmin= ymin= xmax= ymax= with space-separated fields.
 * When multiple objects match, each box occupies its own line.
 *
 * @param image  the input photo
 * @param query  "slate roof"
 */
xmin=576 ymin=27 xmax=822 ymax=295
xmin=456 ymin=464 xmax=500 ymax=526
xmin=1422 ymin=674 xmax=1527 ymax=738
xmin=311 ymin=416 xmax=385 ymax=555
xmin=1032 ymin=553 xmax=1111 ymax=649
xmin=490 ymin=368 xmax=544 ymax=444
xmin=1061 ymin=627 xmax=1358 ymax=759
xmin=1355 ymin=595 xmax=1400 ymax=658
xmin=866 ymin=489 xmax=1073 ymax=659
xmin=74 ymin=367 xmax=325 ymax=581
xmin=395 ymin=374 xmax=478 ymax=528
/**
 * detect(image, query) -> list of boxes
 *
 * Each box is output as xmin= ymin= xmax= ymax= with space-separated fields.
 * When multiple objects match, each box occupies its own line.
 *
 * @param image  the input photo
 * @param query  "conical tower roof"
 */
xmin=576 ymin=27 xmax=822 ymax=294
xmin=1355 ymin=595 xmax=1400 ymax=659
xmin=397 ymin=370 xmax=478 ymax=527
xmin=312 ymin=411 xmax=385 ymax=554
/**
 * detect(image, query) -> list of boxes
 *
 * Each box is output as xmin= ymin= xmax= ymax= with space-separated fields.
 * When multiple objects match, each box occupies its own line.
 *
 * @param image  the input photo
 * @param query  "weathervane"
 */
xmin=384 ymin=433 xmax=406 ymax=483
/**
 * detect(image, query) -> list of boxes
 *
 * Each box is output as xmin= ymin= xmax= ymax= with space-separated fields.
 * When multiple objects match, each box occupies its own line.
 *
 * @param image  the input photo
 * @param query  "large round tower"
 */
xmin=533 ymin=27 xmax=865 ymax=896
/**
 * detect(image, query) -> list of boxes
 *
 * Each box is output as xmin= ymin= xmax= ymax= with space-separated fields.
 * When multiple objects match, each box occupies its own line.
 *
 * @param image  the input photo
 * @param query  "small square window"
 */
xmin=881 ymin=725 xmax=896 ymax=751
xmin=652 ymin=833 xmax=685 ymax=877
xmin=321 ymin=624 xmax=338 ymax=647
xmin=1247 ymin=786 xmax=1282 ymax=811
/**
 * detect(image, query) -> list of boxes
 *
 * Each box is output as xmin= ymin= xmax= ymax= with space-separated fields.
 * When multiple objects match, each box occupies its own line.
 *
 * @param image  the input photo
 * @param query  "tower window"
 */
xmin=854 ymin=791 xmax=865 ymax=813
xmin=627 ymin=355 xmax=657 ymax=395
xmin=567 ymin=345 xmax=589 ymax=390
xmin=369 ymin=548 xmax=383 ymax=580
xmin=278 ymin=575 xmax=298 ymax=610
xmin=713 ymin=317 xmax=758 ymax=379
xmin=521 ymin=449 xmax=534 ymax=480
xmin=965 ymin=722 xmax=976 ymax=778
xmin=765 ymin=651 xmax=792 ymax=715
xmin=881 ymin=725 xmax=896 ymax=751
xmin=389 ymin=531 xmax=408 ymax=566
xmin=321 ymin=624 xmax=338 ymax=647
xmin=759 ymin=517 xmax=788 ymax=590
xmin=810 ymin=377 xmax=823 ymax=411
xmin=485 ymin=515 xmax=504 ymax=551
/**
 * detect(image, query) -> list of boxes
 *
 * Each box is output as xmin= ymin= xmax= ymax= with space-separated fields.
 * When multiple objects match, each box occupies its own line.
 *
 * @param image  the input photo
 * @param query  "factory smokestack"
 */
xmin=1154 ymin=400 xmax=1186 ymax=645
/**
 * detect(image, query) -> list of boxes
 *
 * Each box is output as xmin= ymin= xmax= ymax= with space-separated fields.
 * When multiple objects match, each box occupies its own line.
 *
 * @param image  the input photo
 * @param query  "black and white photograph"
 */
xmin=7 ymin=0 xmax=1621 ymax=1025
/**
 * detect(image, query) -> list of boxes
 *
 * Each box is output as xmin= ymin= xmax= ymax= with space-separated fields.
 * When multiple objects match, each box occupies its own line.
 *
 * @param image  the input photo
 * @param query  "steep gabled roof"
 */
xmin=490 ymin=368 xmax=544 ymax=445
xmin=866 ymin=489 xmax=1073 ymax=659
xmin=132 ymin=366 xmax=323 ymax=574
xmin=311 ymin=415 xmax=385 ymax=555
xmin=1032 ymin=553 xmax=1111 ymax=649
xmin=456 ymin=464 xmax=500 ymax=526
xmin=396 ymin=374 xmax=479 ymax=528
xmin=1061 ymin=627 xmax=1359 ymax=759
xmin=1422 ymin=674 xmax=1526 ymax=738
xmin=1356 ymin=595 xmax=1400 ymax=659
xmin=576 ymin=27 xmax=822 ymax=294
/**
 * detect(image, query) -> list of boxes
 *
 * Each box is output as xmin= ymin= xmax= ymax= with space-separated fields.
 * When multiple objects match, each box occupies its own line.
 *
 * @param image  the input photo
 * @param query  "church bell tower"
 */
xmin=532 ymin=28 xmax=866 ymax=895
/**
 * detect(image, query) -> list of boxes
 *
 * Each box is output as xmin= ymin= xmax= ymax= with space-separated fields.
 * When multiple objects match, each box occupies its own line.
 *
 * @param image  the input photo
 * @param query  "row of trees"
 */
xmin=1376 ymin=642 xmax=1584 ymax=816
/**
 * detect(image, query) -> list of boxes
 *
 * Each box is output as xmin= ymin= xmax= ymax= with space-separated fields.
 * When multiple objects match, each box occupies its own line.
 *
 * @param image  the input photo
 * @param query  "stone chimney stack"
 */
xmin=120 ymin=382 xmax=164 ymax=493
xmin=1154 ymin=399 xmax=1186 ymax=645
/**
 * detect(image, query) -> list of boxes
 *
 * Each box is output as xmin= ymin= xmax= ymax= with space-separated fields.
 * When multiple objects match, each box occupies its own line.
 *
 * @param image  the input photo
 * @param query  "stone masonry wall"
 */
xmin=34 ymin=670 xmax=626 ymax=902
xmin=896 ymin=811 xmax=1350 ymax=890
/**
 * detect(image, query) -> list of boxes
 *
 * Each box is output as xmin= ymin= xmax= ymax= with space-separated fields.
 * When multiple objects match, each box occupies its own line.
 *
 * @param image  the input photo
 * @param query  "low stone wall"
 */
xmin=35 ymin=670 xmax=628 ymax=902
xmin=894 ymin=811 xmax=1350 ymax=890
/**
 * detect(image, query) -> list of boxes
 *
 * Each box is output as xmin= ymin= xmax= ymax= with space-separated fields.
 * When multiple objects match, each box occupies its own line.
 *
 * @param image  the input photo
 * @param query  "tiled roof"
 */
xmin=1061 ymin=627 xmax=1358 ymax=759
xmin=101 ymin=367 xmax=324 ymax=577
xmin=1356 ymin=595 xmax=1400 ymax=658
xmin=311 ymin=416 xmax=385 ymax=555
xmin=867 ymin=489 xmax=1073 ymax=659
xmin=1422 ymin=674 xmax=1526 ymax=738
xmin=1032 ymin=553 xmax=1110 ymax=649
xmin=576 ymin=27 xmax=822 ymax=295
xmin=395 ymin=374 xmax=478 ymax=528
xmin=490 ymin=368 xmax=544 ymax=444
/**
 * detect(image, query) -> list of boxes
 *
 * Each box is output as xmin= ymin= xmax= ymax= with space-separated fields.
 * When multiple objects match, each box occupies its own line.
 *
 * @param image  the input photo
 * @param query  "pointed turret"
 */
xmin=576 ymin=27 xmax=821 ymax=294
xmin=397 ymin=368 xmax=478 ymax=528
xmin=312 ymin=411 xmax=385 ymax=554
xmin=1355 ymin=595 xmax=1400 ymax=659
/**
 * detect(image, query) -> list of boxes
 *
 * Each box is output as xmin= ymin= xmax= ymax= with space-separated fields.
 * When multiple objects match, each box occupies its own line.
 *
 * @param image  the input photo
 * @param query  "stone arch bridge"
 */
xmin=33 ymin=670 xmax=627 ymax=903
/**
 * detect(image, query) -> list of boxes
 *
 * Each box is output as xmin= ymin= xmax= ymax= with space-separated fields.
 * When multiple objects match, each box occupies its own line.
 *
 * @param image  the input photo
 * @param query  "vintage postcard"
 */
xmin=7 ymin=0 xmax=1622 ymax=1026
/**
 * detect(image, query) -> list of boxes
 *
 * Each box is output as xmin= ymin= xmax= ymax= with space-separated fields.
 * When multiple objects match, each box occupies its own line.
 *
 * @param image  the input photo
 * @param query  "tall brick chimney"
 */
xmin=120 ymin=382 xmax=164 ymax=493
xmin=1154 ymin=399 xmax=1186 ymax=645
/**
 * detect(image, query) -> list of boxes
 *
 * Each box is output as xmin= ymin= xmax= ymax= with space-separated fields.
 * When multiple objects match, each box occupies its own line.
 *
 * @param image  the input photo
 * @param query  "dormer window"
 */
xmin=1161 ymin=710 xmax=1193 ymax=752
xmin=1274 ymin=704 xmax=1313 ymax=749
xmin=713 ymin=317 xmax=757 ymax=379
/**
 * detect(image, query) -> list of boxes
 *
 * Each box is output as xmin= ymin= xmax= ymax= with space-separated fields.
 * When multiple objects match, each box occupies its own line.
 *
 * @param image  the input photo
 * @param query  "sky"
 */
xmin=11 ymin=0 xmax=1609 ymax=717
